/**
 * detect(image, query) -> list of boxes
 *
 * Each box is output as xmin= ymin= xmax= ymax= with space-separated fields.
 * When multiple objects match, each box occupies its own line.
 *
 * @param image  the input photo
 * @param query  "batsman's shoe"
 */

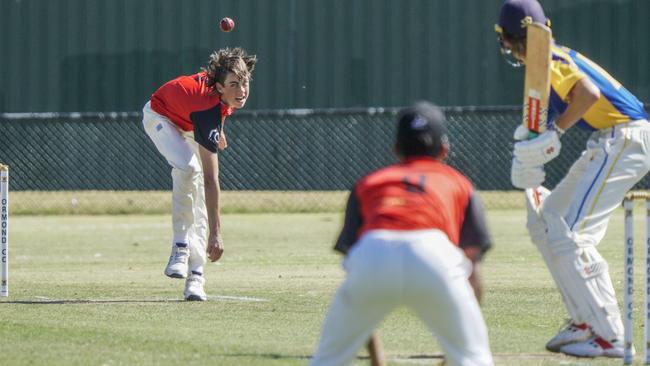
xmin=559 ymin=336 xmax=627 ymax=358
xmin=546 ymin=322 xmax=592 ymax=352
xmin=164 ymin=244 xmax=190 ymax=279
xmin=184 ymin=274 xmax=207 ymax=301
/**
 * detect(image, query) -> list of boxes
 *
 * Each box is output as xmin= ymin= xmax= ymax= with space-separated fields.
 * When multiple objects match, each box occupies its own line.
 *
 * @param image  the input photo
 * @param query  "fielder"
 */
xmin=310 ymin=101 xmax=494 ymax=366
xmin=496 ymin=0 xmax=650 ymax=358
xmin=142 ymin=47 xmax=257 ymax=301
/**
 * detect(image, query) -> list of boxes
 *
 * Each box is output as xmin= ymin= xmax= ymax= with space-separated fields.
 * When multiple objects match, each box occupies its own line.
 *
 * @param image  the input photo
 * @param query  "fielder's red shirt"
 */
xmin=335 ymin=157 xmax=491 ymax=255
xmin=150 ymin=72 xmax=234 ymax=132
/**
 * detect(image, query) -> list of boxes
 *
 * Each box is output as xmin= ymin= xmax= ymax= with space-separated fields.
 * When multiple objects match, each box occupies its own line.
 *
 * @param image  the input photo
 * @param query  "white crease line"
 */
xmin=388 ymin=353 xmax=585 ymax=365
xmin=209 ymin=295 xmax=268 ymax=302
xmin=29 ymin=295 xmax=268 ymax=303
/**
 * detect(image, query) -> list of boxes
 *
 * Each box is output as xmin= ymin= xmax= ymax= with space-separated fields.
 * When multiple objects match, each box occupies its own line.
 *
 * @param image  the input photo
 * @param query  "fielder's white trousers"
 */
xmin=310 ymin=229 xmax=493 ymax=366
xmin=142 ymin=101 xmax=208 ymax=272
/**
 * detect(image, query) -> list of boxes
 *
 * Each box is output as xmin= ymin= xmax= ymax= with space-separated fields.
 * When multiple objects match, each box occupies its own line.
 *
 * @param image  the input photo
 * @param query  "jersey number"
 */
xmin=402 ymin=175 xmax=426 ymax=193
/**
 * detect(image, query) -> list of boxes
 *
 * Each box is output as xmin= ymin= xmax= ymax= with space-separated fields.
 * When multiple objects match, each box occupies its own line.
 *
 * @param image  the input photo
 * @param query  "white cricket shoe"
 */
xmin=184 ymin=274 xmax=207 ymax=301
xmin=546 ymin=322 xmax=593 ymax=352
xmin=559 ymin=336 xmax=628 ymax=358
xmin=164 ymin=245 xmax=189 ymax=279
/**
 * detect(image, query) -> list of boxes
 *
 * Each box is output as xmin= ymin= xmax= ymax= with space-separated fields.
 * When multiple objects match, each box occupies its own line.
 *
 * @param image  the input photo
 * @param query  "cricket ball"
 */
xmin=220 ymin=17 xmax=235 ymax=32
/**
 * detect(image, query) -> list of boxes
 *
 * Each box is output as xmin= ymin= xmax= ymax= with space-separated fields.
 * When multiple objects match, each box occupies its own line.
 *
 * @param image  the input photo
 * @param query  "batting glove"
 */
xmin=513 ymin=125 xmax=532 ymax=141
xmin=511 ymin=158 xmax=545 ymax=189
xmin=514 ymin=130 xmax=561 ymax=166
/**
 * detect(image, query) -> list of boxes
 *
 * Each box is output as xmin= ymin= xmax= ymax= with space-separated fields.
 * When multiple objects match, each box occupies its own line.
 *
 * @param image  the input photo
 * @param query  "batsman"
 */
xmin=495 ymin=0 xmax=650 ymax=358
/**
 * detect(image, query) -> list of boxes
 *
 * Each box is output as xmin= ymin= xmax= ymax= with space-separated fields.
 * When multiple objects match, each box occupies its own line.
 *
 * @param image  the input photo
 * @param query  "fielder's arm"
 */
xmin=463 ymin=247 xmax=483 ymax=303
xmin=459 ymin=193 xmax=493 ymax=303
xmin=334 ymin=186 xmax=363 ymax=254
xmin=367 ymin=332 xmax=386 ymax=366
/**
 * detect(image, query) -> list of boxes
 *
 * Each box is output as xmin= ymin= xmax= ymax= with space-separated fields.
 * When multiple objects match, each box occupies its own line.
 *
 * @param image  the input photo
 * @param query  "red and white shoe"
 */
xmin=559 ymin=336 xmax=628 ymax=358
xmin=546 ymin=322 xmax=592 ymax=352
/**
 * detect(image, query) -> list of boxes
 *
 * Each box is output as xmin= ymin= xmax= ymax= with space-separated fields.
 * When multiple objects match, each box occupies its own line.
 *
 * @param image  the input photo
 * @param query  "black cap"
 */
xmin=496 ymin=0 xmax=547 ymax=37
xmin=396 ymin=101 xmax=448 ymax=158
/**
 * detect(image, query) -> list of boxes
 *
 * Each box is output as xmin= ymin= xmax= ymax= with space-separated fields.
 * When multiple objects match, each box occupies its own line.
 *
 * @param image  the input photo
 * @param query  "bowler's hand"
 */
xmin=207 ymin=234 xmax=224 ymax=262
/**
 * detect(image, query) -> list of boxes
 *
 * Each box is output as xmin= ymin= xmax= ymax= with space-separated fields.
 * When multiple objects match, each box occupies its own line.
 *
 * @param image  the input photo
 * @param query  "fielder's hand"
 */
xmin=511 ymin=157 xmax=545 ymax=189
xmin=513 ymin=130 xmax=561 ymax=166
xmin=207 ymin=234 xmax=224 ymax=262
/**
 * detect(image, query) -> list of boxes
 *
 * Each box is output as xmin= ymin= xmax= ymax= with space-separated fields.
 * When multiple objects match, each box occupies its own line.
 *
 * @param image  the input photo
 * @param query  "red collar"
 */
xmin=220 ymin=102 xmax=236 ymax=118
xmin=403 ymin=156 xmax=438 ymax=164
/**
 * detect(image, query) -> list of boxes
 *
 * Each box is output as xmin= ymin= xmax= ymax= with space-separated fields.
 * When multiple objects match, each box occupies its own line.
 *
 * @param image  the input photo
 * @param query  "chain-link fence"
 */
xmin=1 ymin=105 xmax=649 ymax=213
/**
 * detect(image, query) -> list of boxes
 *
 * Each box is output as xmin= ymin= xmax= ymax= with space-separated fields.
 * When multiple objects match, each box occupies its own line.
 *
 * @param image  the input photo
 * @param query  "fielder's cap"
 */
xmin=396 ymin=101 xmax=448 ymax=158
xmin=495 ymin=0 xmax=548 ymax=37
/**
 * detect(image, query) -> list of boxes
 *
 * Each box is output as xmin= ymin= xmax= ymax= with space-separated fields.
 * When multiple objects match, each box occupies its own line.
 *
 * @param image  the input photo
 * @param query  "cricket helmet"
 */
xmin=495 ymin=0 xmax=550 ymax=37
xmin=396 ymin=101 xmax=448 ymax=158
xmin=494 ymin=0 xmax=550 ymax=67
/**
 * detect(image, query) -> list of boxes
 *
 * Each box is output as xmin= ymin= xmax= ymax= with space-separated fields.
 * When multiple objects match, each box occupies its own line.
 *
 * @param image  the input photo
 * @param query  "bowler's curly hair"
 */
xmin=202 ymin=47 xmax=257 ymax=91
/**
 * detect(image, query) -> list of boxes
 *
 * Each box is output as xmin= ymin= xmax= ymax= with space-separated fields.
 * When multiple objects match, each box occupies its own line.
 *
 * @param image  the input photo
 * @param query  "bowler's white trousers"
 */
xmin=310 ymin=229 xmax=493 ymax=366
xmin=142 ymin=101 xmax=208 ymax=272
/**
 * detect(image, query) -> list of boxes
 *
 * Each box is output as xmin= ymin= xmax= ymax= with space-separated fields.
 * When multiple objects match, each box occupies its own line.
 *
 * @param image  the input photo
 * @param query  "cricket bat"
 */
xmin=522 ymin=23 xmax=552 ymax=205
xmin=523 ymin=23 xmax=552 ymax=135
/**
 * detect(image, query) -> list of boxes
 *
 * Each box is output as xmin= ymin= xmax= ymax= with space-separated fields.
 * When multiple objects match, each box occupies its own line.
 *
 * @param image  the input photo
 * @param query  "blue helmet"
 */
xmin=495 ymin=0 xmax=549 ymax=37
xmin=494 ymin=0 xmax=550 ymax=67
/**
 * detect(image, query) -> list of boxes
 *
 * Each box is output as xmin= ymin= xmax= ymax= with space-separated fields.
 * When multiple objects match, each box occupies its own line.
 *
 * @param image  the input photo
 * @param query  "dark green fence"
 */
xmin=3 ymin=105 xmax=649 ymax=213
xmin=1 ymin=0 xmax=648 ymax=112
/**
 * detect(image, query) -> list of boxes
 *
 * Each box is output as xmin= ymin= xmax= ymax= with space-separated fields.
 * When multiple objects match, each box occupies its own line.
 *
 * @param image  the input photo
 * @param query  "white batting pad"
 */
xmin=525 ymin=187 xmax=580 ymax=321
xmin=554 ymin=247 xmax=624 ymax=341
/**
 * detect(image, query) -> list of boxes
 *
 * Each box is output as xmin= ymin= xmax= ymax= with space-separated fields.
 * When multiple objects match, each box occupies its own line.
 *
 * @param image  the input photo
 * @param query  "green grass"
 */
xmin=8 ymin=190 xmax=524 ymax=215
xmin=0 ymin=208 xmax=644 ymax=365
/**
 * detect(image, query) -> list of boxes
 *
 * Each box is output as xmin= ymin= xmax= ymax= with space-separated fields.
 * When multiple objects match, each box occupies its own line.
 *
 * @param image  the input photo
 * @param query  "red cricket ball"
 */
xmin=220 ymin=17 xmax=235 ymax=32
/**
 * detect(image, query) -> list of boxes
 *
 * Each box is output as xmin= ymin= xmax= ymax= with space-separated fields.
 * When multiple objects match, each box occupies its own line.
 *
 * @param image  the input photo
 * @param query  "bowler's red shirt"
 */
xmin=335 ymin=157 xmax=491 ymax=255
xmin=151 ymin=72 xmax=234 ymax=131
xmin=150 ymin=72 xmax=235 ymax=152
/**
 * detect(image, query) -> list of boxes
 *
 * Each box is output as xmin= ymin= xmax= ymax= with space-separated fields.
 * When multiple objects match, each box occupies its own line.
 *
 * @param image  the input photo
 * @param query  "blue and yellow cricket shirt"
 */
xmin=549 ymin=44 xmax=648 ymax=130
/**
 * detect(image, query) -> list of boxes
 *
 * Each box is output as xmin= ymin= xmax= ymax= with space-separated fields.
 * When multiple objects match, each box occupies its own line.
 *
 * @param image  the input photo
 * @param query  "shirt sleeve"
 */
xmin=190 ymin=107 xmax=222 ymax=153
xmin=550 ymin=60 xmax=586 ymax=101
xmin=334 ymin=187 xmax=363 ymax=255
xmin=459 ymin=192 xmax=492 ymax=259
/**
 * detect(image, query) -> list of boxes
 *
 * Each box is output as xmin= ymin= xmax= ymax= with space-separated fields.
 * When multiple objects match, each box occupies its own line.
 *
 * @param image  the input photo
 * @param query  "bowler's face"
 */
xmin=217 ymin=72 xmax=250 ymax=109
